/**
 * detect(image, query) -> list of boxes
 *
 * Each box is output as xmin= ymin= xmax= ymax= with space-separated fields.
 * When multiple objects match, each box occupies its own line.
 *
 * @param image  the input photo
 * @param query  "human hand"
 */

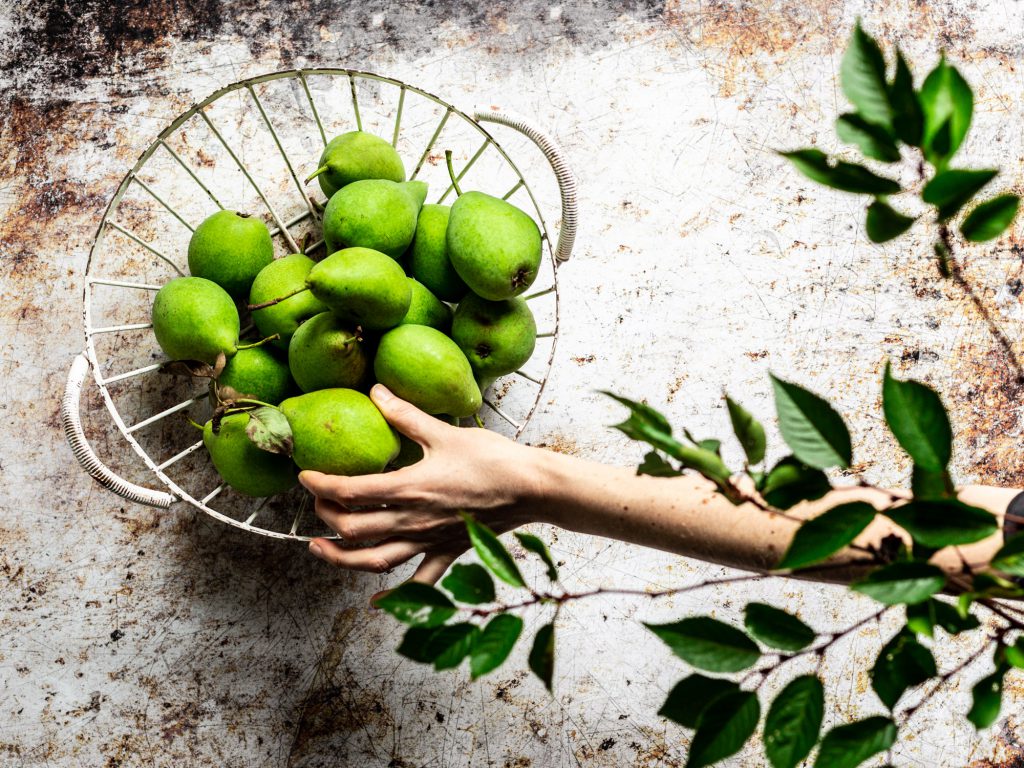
xmin=300 ymin=384 xmax=544 ymax=588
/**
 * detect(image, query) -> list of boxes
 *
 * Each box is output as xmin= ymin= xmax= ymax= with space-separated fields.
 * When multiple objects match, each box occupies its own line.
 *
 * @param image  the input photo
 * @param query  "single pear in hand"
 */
xmin=203 ymin=412 xmax=297 ymax=497
xmin=306 ymin=131 xmax=406 ymax=198
xmin=152 ymin=276 xmax=241 ymax=363
xmin=280 ymin=388 xmax=399 ymax=475
xmin=288 ymin=311 xmax=369 ymax=392
xmin=307 ymin=247 xmax=411 ymax=330
xmin=407 ymin=204 xmax=468 ymax=302
xmin=399 ymin=279 xmax=452 ymax=332
xmin=322 ymin=179 xmax=427 ymax=258
xmin=217 ymin=346 xmax=294 ymax=404
xmin=452 ymin=294 xmax=536 ymax=387
xmin=374 ymin=325 xmax=481 ymax=418
xmin=188 ymin=210 xmax=274 ymax=298
xmin=444 ymin=151 xmax=542 ymax=300
xmin=250 ymin=254 xmax=328 ymax=349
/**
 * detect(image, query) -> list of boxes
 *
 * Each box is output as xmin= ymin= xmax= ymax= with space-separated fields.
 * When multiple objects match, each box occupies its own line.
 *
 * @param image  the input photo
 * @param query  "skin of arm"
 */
xmin=301 ymin=385 xmax=1018 ymax=594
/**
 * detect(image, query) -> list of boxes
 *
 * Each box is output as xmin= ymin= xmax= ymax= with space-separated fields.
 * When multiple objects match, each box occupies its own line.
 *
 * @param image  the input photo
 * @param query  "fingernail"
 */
xmin=371 ymin=384 xmax=393 ymax=402
xmin=309 ymin=542 xmax=323 ymax=558
xmin=298 ymin=470 xmax=316 ymax=488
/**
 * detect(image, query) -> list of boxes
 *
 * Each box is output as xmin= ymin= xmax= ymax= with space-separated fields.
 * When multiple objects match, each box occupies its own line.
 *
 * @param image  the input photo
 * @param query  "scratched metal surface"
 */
xmin=3 ymin=1 xmax=1024 ymax=766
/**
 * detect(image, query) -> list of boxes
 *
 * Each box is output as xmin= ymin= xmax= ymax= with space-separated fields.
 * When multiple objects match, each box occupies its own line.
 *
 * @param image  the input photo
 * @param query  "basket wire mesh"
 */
xmin=63 ymin=68 xmax=576 ymax=541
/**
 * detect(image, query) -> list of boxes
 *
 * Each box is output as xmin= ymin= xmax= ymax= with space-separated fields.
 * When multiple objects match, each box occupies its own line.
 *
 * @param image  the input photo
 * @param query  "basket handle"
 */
xmin=473 ymin=110 xmax=578 ymax=263
xmin=62 ymin=353 xmax=177 ymax=509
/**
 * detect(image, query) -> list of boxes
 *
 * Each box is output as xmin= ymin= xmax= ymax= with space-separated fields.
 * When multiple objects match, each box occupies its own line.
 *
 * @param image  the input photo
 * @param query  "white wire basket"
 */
xmin=61 ymin=68 xmax=578 ymax=541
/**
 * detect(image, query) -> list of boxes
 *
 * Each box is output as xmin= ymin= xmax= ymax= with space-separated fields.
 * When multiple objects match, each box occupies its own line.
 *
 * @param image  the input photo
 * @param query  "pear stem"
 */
xmin=304 ymin=165 xmax=329 ymax=184
xmin=235 ymin=334 xmax=280 ymax=351
xmin=234 ymin=398 xmax=279 ymax=410
xmin=445 ymin=150 xmax=462 ymax=197
xmin=247 ymin=287 xmax=309 ymax=311
xmin=186 ymin=417 xmax=205 ymax=431
xmin=473 ymin=413 xmax=485 ymax=428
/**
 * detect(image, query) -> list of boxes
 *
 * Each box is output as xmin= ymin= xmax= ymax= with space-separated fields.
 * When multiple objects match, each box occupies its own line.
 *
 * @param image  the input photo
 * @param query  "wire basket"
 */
xmin=61 ymin=68 xmax=577 ymax=541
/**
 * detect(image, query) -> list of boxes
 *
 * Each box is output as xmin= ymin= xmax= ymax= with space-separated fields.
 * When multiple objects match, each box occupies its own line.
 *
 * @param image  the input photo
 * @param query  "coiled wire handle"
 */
xmin=474 ymin=110 xmax=577 ymax=263
xmin=61 ymin=353 xmax=176 ymax=509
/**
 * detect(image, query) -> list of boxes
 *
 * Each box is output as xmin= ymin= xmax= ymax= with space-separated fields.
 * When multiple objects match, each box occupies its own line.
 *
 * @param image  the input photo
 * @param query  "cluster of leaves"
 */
xmin=372 ymin=23 xmax=1024 ymax=768
xmin=373 ymin=512 xmax=562 ymax=688
xmin=606 ymin=360 xmax=1024 ymax=765
xmin=781 ymin=22 xmax=1019 ymax=266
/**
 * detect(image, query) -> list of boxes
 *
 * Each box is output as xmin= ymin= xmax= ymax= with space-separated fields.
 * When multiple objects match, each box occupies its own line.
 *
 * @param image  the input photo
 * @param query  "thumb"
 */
xmin=370 ymin=384 xmax=446 ymax=446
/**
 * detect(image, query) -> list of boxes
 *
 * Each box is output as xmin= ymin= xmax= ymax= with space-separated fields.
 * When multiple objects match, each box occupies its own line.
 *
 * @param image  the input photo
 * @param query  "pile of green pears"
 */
xmin=150 ymin=130 xmax=543 ymax=499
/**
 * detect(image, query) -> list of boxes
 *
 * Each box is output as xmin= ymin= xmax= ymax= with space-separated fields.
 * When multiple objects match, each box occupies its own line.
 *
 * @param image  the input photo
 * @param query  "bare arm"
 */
xmin=301 ymin=385 xmax=1017 ymax=590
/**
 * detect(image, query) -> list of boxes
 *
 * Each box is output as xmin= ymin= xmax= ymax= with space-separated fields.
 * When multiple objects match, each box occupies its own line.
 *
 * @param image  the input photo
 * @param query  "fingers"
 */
xmin=299 ymin=468 xmax=426 ymax=507
xmin=370 ymin=384 xmax=448 ymax=446
xmin=313 ymin=497 xmax=460 ymax=543
xmin=410 ymin=550 xmax=459 ymax=585
xmin=307 ymin=537 xmax=422 ymax=573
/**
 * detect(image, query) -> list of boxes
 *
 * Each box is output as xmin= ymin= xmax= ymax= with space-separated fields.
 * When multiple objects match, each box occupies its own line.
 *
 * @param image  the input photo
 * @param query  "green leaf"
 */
xmin=244 ymin=406 xmax=294 ymax=456
xmin=836 ymin=114 xmax=900 ymax=162
xmin=441 ymin=563 xmax=496 ymax=604
xmin=906 ymin=598 xmax=979 ymax=638
xmin=889 ymin=49 xmax=923 ymax=146
xmin=658 ymin=674 xmax=740 ymax=729
xmin=865 ymin=199 xmax=916 ymax=243
xmin=920 ymin=56 xmax=973 ymax=165
xmin=967 ymin=669 xmax=1005 ymax=729
xmin=840 ymin=22 xmax=892 ymax=128
xmin=910 ymin=465 xmax=954 ymax=500
xmin=961 ymin=194 xmax=1020 ymax=242
xmin=871 ymin=629 xmax=937 ymax=709
xmin=1004 ymin=638 xmax=1024 ymax=670
xmin=514 ymin=532 xmax=559 ymax=581
xmin=992 ymin=532 xmax=1024 ymax=576
xmin=470 ymin=614 xmax=523 ymax=679
xmin=373 ymin=582 xmax=457 ymax=627
xmin=882 ymin=499 xmax=997 ymax=548
xmin=397 ymin=622 xmax=480 ymax=670
xmin=760 ymin=457 xmax=832 ymax=510
xmin=922 ymin=168 xmax=998 ymax=221
xmin=605 ymin=392 xmax=731 ymax=484
xmin=638 ymin=451 xmax=680 ymax=477
xmin=726 ymin=396 xmax=766 ymax=465
xmin=461 ymin=513 xmax=525 ymax=588
xmin=882 ymin=362 xmax=952 ymax=472
xmin=771 ymin=375 xmax=852 ymax=469
xmin=645 ymin=617 xmax=760 ymax=673
xmin=851 ymin=562 xmax=946 ymax=605
xmin=686 ymin=691 xmax=760 ymax=768
xmin=743 ymin=603 xmax=815 ymax=651
xmin=396 ymin=626 xmax=440 ymax=663
xmin=763 ymin=675 xmax=824 ymax=768
xmin=814 ymin=716 xmax=897 ymax=768
xmin=780 ymin=149 xmax=901 ymax=195
xmin=528 ymin=622 xmax=555 ymax=691
xmin=777 ymin=501 xmax=877 ymax=570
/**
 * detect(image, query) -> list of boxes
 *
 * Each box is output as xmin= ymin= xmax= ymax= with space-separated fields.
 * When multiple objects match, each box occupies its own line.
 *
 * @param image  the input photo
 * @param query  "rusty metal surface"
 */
xmin=3 ymin=1 xmax=1024 ymax=765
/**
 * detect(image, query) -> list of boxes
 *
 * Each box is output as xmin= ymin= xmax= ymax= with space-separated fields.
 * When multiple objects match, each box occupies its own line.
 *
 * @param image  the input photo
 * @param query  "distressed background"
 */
xmin=3 ymin=0 xmax=1024 ymax=765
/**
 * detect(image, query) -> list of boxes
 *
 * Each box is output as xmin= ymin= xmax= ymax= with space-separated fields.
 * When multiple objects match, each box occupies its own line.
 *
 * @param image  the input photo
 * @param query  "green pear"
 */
xmin=280 ymin=388 xmax=399 ymax=475
xmin=217 ymin=346 xmax=294 ymax=404
xmin=407 ymin=204 xmax=469 ymax=302
xmin=188 ymin=210 xmax=274 ymax=298
xmin=307 ymin=131 xmax=405 ymax=198
xmin=288 ymin=311 xmax=369 ymax=392
xmin=322 ymin=179 xmax=426 ymax=258
xmin=250 ymin=254 xmax=328 ymax=349
xmin=202 ymin=413 xmax=297 ymax=497
xmin=399 ymin=279 xmax=452 ymax=332
xmin=374 ymin=325 xmax=481 ymax=417
xmin=306 ymin=247 xmax=411 ymax=330
xmin=152 ymin=276 xmax=240 ymax=363
xmin=451 ymin=294 xmax=536 ymax=381
xmin=447 ymin=191 xmax=542 ymax=300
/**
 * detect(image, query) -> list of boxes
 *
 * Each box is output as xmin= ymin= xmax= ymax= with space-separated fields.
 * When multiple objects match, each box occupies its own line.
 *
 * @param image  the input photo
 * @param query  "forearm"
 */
xmin=523 ymin=447 xmax=1019 ymax=583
